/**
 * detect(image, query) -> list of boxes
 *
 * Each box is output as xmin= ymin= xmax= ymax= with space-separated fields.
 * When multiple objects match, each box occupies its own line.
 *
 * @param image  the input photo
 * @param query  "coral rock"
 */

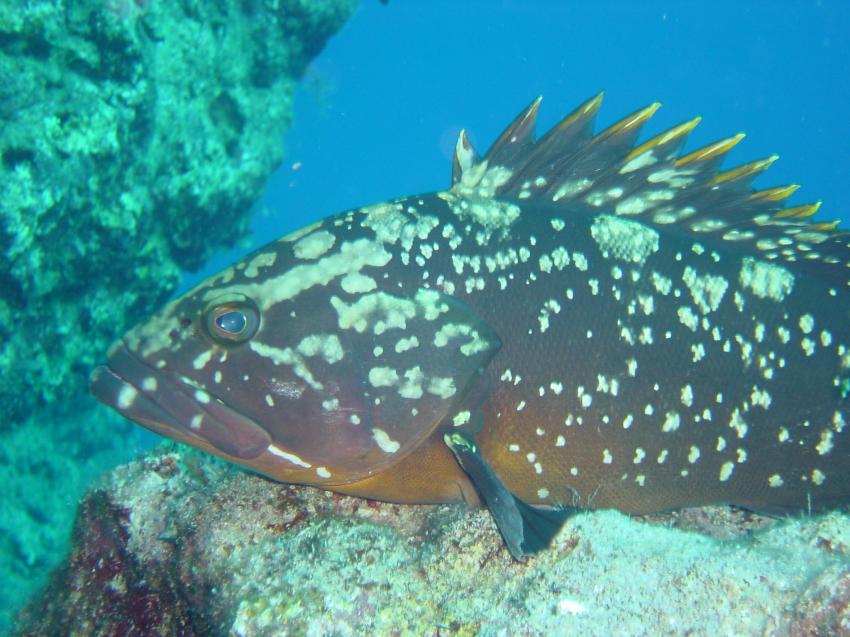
xmin=0 ymin=0 xmax=356 ymax=423
xmin=16 ymin=448 xmax=850 ymax=636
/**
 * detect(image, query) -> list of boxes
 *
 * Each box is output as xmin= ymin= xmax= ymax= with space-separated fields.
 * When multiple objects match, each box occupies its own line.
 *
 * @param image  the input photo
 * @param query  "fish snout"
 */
xmin=90 ymin=342 xmax=271 ymax=460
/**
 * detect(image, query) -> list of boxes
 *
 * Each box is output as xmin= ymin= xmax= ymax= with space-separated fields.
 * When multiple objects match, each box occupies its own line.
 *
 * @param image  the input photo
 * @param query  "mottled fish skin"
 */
xmin=92 ymin=93 xmax=850 ymax=516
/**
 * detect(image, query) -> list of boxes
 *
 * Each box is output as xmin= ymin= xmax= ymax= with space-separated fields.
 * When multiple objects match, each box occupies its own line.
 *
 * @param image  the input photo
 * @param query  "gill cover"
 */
xmin=249 ymin=285 xmax=502 ymax=482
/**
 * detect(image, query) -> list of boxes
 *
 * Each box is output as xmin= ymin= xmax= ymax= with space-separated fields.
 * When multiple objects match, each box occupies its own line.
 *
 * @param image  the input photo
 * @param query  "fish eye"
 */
xmin=203 ymin=295 xmax=260 ymax=345
xmin=216 ymin=310 xmax=246 ymax=333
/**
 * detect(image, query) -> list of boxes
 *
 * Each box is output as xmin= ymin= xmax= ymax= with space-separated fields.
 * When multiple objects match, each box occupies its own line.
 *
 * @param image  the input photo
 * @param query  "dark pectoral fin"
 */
xmin=444 ymin=431 xmax=573 ymax=561
xmin=512 ymin=498 xmax=574 ymax=556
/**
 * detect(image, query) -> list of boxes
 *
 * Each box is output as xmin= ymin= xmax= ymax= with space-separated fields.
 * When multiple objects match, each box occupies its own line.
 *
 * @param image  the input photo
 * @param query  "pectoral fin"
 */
xmin=444 ymin=431 xmax=572 ymax=561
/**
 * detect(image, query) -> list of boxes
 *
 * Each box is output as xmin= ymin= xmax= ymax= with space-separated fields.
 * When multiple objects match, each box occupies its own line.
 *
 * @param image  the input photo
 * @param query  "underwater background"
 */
xmin=244 ymin=0 xmax=850 ymax=268
xmin=3 ymin=0 xmax=850 ymax=635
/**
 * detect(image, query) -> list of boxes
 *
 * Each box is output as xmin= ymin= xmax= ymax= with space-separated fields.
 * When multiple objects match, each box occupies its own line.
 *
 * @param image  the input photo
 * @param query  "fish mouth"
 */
xmin=90 ymin=341 xmax=271 ymax=459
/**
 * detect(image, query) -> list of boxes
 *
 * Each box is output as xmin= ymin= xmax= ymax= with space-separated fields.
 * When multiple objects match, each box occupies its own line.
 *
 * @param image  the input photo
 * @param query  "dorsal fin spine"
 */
xmin=597 ymin=102 xmax=662 ymax=141
xmin=712 ymin=155 xmax=779 ymax=185
xmin=814 ymin=221 xmax=841 ymax=231
xmin=675 ymin=133 xmax=746 ymax=166
xmin=452 ymin=129 xmax=479 ymax=185
xmin=625 ymin=116 xmax=701 ymax=162
xmin=751 ymin=184 xmax=800 ymax=202
xmin=774 ymin=201 xmax=822 ymax=219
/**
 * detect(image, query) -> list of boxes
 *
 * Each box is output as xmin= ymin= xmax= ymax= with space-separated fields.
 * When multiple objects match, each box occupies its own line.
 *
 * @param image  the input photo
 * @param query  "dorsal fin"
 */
xmin=452 ymin=95 xmax=848 ymax=287
xmin=451 ymin=129 xmax=479 ymax=186
xmin=484 ymin=96 xmax=541 ymax=169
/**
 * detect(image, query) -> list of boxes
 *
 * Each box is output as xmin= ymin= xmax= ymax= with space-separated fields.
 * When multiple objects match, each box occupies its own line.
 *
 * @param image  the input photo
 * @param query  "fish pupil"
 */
xmin=216 ymin=310 xmax=246 ymax=334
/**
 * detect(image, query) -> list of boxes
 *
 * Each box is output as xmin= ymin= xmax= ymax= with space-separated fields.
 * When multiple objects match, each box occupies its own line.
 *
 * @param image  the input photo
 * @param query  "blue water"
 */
xmin=194 ymin=0 xmax=850 ymax=287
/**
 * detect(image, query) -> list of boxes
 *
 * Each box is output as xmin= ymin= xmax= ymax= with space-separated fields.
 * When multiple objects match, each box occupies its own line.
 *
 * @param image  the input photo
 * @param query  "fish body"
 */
xmin=93 ymin=95 xmax=850 ymax=553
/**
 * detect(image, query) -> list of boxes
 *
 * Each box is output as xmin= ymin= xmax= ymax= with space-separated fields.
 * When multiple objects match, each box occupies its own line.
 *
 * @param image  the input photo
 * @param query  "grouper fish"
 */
xmin=91 ymin=94 xmax=850 ymax=559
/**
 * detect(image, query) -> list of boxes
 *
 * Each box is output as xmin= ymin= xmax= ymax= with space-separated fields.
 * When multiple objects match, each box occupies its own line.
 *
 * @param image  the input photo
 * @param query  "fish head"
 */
xmin=91 ymin=219 xmax=501 ymax=490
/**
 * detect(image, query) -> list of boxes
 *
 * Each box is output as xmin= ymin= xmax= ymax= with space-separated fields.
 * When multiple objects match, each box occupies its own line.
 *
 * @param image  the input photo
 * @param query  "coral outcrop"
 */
xmin=17 ymin=447 xmax=850 ymax=636
xmin=0 ymin=0 xmax=355 ymax=423
xmin=0 ymin=0 xmax=355 ymax=632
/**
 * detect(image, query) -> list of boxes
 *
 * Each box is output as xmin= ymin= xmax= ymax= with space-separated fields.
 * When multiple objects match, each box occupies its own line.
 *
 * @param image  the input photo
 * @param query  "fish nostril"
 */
xmin=168 ymin=318 xmax=194 ymax=342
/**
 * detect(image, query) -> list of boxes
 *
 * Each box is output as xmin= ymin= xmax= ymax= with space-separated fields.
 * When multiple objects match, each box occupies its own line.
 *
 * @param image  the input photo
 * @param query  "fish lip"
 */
xmin=89 ymin=341 xmax=182 ymax=431
xmin=90 ymin=340 xmax=271 ymax=459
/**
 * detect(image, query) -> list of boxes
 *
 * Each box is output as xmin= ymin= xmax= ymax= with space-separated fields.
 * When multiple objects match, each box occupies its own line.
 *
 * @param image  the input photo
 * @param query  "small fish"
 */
xmin=92 ymin=94 xmax=850 ymax=559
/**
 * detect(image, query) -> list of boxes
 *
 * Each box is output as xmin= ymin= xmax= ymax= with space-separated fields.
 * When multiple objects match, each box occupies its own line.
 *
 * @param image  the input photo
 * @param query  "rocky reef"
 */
xmin=0 ymin=0 xmax=355 ymax=424
xmin=16 ymin=446 xmax=850 ymax=636
xmin=0 ymin=0 xmax=355 ymax=632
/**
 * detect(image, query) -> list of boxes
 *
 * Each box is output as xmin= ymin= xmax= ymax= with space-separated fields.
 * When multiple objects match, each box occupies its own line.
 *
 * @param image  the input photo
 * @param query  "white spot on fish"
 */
xmin=681 ymin=266 xmax=728 ymax=314
xmin=688 ymin=446 xmax=700 ymax=464
xmin=372 ymin=428 xmax=401 ymax=453
xmin=193 ymin=350 xmax=214 ymax=370
xmin=369 ymin=367 xmax=399 ymax=388
xmin=293 ymin=230 xmax=336 ymax=260
xmin=662 ymin=411 xmax=680 ymax=432
xmin=267 ymin=444 xmax=312 ymax=468
xmin=799 ymin=313 xmax=815 ymax=335
xmin=677 ymin=306 xmax=698 ymax=331
xmin=427 ymin=376 xmax=456 ymax=399
xmin=340 ymin=272 xmax=378 ymax=294
xmin=244 ymin=251 xmax=277 ymax=278
xmin=680 ymin=385 xmax=693 ymax=408
xmin=250 ymin=341 xmax=323 ymax=391
xmin=729 ymin=409 xmax=748 ymax=439
xmin=802 ymin=337 xmax=816 ymax=357
xmin=739 ymin=257 xmax=794 ymax=302
xmin=297 ymin=334 xmax=345 ymax=364
xmin=816 ymin=430 xmax=834 ymax=456
xmin=395 ymin=336 xmax=420 ymax=354
xmin=590 ymin=215 xmax=659 ymax=265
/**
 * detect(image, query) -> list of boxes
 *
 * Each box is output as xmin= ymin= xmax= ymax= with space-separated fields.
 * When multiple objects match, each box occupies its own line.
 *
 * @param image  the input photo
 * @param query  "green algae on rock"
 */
xmin=0 ymin=0 xmax=356 ymax=424
xmin=17 ymin=447 xmax=850 ymax=636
